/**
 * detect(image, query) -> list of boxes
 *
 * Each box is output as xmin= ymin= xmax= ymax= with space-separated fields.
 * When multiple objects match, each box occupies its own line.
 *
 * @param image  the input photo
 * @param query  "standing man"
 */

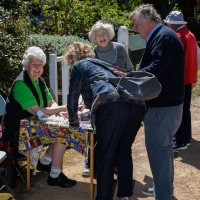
xmin=113 ymin=4 xmax=184 ymax=200
xmin=164 ymin=11 xmax=198 ymax=150
xmin=139 ymin=11 xmax=198 ymax=198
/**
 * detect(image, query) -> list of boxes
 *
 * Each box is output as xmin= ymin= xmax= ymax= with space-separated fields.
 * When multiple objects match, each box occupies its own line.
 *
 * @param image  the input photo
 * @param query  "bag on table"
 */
xmin=86 ymin=58 xmax=162 ymax=101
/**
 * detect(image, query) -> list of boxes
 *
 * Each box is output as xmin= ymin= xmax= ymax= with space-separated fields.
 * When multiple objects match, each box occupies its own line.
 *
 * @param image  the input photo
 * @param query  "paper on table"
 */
xmin=37 ymin=110 xmax=65 ymax=121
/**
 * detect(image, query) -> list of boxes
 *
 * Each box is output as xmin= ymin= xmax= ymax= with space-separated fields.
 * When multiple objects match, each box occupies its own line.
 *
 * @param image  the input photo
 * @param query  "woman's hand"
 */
xmin=61 ymin=104 xmax=67 ymax=111
xmin=110 ymin=67 xmax=127 ymax=77
xmin=57 ymin=111 xmax=68 ymax=118
xmin=78 ymin=104 xmax=86 ymax=112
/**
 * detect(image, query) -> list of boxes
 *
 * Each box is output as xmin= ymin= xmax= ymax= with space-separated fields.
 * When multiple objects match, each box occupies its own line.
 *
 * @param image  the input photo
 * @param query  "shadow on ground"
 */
xmin=177 ymin=138 xmax=200 ymax=170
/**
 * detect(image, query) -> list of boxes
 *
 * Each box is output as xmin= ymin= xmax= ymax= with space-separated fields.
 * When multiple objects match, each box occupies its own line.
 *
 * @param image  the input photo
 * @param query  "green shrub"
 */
xmin=26 ymin=0 xmax=113 ymax=35
xmin=102 ymin=11 xmax=132 ymax=30
xmin=26 ymin=0 xmax=139 ymax=36
xmin=28 ymin=34 xmax=95 ymax=55
xmin=0 ymin=1 xmax=29 ymax=100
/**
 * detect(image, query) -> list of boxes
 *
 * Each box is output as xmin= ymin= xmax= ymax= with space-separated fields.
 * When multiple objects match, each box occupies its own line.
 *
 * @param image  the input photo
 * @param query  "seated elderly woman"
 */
xmin=63 ymin=42 xmax=145 ymax=200
xmin=0 ymin=46 xmax=76 ymax=188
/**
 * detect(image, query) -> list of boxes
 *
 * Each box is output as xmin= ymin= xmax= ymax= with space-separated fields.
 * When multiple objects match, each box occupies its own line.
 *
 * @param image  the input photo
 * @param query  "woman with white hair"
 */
xmin=0 ymin=46 xmax=76 ymax=188
xmin=81 ymin=21 xmax=135 ymax=177
xmin=89 ymin=21 xmax=133 ymax=71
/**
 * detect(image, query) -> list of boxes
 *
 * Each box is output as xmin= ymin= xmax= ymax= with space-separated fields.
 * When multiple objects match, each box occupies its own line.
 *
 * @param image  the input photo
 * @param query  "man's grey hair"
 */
xmin=88 ymin=21 xmax=115 ymax=44
xmin=22 ymin=46 xmax=46 ymax=70
xmin=130 ymin=4 xmax=162 ymax=23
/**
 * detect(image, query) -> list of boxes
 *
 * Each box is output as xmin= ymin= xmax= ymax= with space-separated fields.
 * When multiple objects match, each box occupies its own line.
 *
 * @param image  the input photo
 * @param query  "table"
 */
xmin=18 ymin=116 xmax=96 ymax=199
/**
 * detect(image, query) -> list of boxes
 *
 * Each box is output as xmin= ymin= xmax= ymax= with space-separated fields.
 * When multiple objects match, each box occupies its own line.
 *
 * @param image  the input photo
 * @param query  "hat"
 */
xmin=163 ymin=11 xmax=187 ymax=24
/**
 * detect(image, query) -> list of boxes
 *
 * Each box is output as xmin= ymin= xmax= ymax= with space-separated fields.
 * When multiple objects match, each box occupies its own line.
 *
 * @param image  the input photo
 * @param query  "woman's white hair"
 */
xmin=88 ymin=21 xmax=115 ymax=44
xmin=22 ymin=46 xmax=46 ymax=69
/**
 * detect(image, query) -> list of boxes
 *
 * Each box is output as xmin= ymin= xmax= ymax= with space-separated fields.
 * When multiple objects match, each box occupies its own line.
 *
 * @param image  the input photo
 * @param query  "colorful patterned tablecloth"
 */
xmin=18 ymin=116 xmax=93 ymax=173
xmin=0 ymin=116 xmax=93 ymax=172
xmin=19 ymin=116 xmax=92 ymax=156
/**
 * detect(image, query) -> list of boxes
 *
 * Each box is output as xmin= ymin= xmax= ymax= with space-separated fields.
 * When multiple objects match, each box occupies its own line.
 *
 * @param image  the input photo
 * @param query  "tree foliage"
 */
xmin=26 ymin=0 xmax=140 ymax=36
xmin=0 ymin=0 xmax=29 ymax=99
xmin=176 ymin=0 xmax=199 ymax=19
xmin=27 ymin=0 xmax=113 ymax=35
xmin=141 ymin=0 xmax=177 ymax=19
xmin=141 ymin=0 xmax=199 ymax=20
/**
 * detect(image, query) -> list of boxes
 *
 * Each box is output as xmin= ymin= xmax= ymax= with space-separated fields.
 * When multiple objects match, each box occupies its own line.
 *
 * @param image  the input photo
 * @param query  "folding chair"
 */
xmin=0 ymin=95 xmax=26 ymax=189
xmin=0 ymin=151 xmax=16 ymax=199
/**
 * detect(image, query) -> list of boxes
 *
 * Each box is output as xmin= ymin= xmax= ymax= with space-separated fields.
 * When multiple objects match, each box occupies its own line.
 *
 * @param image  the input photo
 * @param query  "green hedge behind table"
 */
xmin=1 ymin=34 xmax=95 ymax=104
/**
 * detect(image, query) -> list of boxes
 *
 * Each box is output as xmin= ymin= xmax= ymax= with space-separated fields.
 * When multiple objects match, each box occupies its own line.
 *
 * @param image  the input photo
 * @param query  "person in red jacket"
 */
xmin=163 ymin=11 xmax=198 ymax=150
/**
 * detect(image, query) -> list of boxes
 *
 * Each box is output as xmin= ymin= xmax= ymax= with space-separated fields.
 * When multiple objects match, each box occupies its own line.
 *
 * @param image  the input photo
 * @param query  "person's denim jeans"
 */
xmin=94 ymin=101 xmax=145 ymax=200
xmin=144 ymin=104 xmax=183 ymax=200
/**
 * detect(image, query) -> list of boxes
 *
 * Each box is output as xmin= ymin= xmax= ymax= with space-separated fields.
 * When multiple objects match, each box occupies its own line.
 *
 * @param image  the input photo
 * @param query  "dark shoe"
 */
xmin=141 ymin=187 xmax=174 ymax=196
xmin=142 ymin=187 xmax=154 ymax=196
xmin=173 ymin=143 xmax=187 ymax=150
xmin=47 ymin=172 xmax=77 ymax=188
xmin=15 ymin=153 xmax=27 ymax=162
xmin=36 ymin=160 xmax=51 ymax=173
xmin=186 ymin=139 xmax=191 ymax=147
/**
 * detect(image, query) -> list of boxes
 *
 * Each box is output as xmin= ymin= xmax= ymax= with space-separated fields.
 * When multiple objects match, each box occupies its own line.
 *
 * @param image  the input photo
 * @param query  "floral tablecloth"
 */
xmin=19 ymin=116 xmax=93 ymax=155
xmin=20 ymin=116 xmax=94 ymax=173
xmin=0 ymin=116 xmax=93 ymax=173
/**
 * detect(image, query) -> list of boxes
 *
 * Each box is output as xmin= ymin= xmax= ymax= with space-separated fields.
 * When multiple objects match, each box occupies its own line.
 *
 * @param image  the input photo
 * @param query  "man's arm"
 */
xmin=139 ymin=35 xmax=175 ymax=77
xmin=111 ymin=36 xmax=174 ymax=77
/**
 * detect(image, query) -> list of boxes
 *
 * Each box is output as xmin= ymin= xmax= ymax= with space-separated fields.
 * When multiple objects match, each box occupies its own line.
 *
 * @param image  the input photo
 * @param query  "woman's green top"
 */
xmin=13 ymin=79 xmax=52 ymax=110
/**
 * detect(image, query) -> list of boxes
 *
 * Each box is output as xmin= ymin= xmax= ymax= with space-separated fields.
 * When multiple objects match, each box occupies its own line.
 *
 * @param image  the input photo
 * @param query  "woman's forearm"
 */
xmin=40 ymin=105 xmax=67 ymax=115
xmin=26 ymin=101 xmax=67 ymax=116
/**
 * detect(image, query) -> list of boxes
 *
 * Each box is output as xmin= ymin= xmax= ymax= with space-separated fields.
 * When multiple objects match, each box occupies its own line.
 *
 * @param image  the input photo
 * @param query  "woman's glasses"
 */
xmin=30 ymin=63 xmax=43 ymax=68
xmin=96 ymin=32 xmax=107 ymax=38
